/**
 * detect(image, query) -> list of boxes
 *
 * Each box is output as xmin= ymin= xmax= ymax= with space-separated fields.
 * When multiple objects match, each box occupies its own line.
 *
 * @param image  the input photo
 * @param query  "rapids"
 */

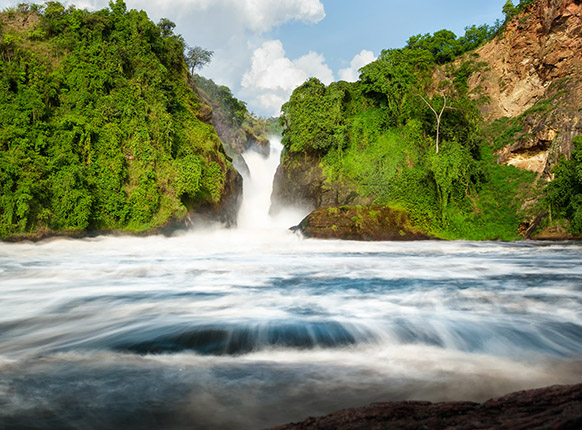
xmin=0 ymin=138 xmax=581 ymax=429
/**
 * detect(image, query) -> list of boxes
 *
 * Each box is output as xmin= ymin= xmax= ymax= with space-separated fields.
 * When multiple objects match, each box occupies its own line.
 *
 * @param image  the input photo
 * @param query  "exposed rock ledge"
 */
xmin=294 ymin=205 xmax=433 ymax=241
xmin=271 ymin=383 xmax=582 ymax=430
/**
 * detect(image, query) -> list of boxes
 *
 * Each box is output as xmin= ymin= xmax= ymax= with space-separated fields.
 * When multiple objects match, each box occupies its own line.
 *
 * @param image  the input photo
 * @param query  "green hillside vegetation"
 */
xmin=280 ymin=3 xmax=539 ymax=240
xmin=546 ymin=136 xmax=582 ymax=235
xmin=193 ymin=75 xmax=272 ymax=156
xmin=0 ymin=1 xmax=236 ymax=239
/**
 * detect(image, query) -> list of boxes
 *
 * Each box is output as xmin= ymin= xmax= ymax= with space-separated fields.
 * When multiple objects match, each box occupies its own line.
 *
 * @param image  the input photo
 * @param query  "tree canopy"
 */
xmin=0 ymin=1 xmax=232 ymax=238
xmin=185 ymin=45 xmax=213 ymax=75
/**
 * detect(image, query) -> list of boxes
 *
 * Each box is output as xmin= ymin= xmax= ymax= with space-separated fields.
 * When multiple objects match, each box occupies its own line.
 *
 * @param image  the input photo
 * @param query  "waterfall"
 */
xmin=237 ymin=136 xmax=306 ymax=231
xmin=1 ymin=138 xmax=581 ymax=430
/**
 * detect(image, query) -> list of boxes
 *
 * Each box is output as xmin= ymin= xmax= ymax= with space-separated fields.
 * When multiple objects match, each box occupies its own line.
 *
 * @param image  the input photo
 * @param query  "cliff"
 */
xmin=191 ymin=75 xmax=270 ymax=176
xmin=272 ymin=0 xmax=582 ymax=240
xmin=0 ymin=2 xmax=243 ymax=240
xmin=469 ymin=0 xmax=582 ymax=176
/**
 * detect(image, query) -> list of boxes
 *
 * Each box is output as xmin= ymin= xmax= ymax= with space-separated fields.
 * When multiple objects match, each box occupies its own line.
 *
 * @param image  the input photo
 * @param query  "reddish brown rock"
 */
xmin=271 ymin=383 xmax=582 ymax=430
xmin=467 ymin=0 xmax=582 ymax=176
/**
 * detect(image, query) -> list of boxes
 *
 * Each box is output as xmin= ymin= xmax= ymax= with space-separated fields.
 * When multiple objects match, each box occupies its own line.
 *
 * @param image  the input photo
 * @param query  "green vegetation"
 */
xmin=546 ymin=136 xmax=582 ymax=234
xmin=280 ymin=17 xmax=537 ymax=240
xmin=483 ymin=89 xmax=563 ymax=152
xmin=0 ymin=1 xmax=235 ymax=239
xmin=184 ymin=45 xmax=213 ymax=75
xmin=502 ymin=0 xmax=538 ymax=22
xmin=193 ymin=75 xmax=272 ymax=157
xmin=194 ymin=75 xmax=250 ymax=130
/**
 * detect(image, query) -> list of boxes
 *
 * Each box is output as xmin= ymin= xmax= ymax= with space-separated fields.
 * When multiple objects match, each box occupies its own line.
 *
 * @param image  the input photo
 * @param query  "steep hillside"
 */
xmin=469 ymin=0 xmax=582 ymax=176
xmin=273 ymin=0 xmax=582 ymax=240
xmin=0 ymin=1 xmax=242 ymax=240
xmin=191 ymin=75 xmax=270 ymax=175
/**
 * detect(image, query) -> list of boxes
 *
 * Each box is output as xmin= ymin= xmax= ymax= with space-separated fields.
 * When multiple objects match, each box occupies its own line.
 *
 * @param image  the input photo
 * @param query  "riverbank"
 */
xmin=272 ymin=382 xmax=582 ymax=429
xmin=292 ymin=204 xmax=581 ymax=242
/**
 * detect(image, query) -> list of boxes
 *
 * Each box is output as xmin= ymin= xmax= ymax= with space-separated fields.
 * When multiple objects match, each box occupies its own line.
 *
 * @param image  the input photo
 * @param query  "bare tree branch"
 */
xmin=417 ymin=94 xmax=453 ymax=153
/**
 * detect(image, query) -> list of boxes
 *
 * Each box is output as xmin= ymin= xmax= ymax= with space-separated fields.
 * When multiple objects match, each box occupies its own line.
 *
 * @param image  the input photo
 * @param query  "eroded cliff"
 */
xmin=470 ymin=0 xmax=582 ymax=176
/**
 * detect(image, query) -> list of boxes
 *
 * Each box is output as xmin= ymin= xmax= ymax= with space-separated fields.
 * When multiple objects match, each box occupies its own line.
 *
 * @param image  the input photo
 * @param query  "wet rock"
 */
xmin=294 ymin=205 xmax=433 ymax=241
xmin=270 ymin=152 xmax=371 ymax=216
xmin=198 ymin=165 xmax=243 ymax=227
xmin=271 ymin=383 xmax=582 ymax=430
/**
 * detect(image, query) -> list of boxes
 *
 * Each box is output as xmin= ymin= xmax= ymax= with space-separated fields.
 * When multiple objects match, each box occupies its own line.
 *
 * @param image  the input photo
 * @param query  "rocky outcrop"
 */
xmin=190 ymin=76 xmax=270 ymax=177
xmin=469 ymin=0 xmax=582 ymax=176
xmin=270 ymin=153 xmax=372 ymax=215
xmin=294 ymin=205 xmax=432 ymax=241
xmin=272 ymin=383 xmax=582 ymax=430
xmin=202 ymin=164 xmax=243 ymax=227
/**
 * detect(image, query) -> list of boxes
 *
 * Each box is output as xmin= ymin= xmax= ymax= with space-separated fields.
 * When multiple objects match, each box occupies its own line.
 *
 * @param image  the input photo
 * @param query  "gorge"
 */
xmin=1 ymin=0 xmax=582 ymax=429
xmin=1 ymin=138 xmax=582 ymax=429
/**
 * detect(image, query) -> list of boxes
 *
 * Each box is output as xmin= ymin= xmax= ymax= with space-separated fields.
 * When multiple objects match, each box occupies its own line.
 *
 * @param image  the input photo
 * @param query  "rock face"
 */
xmin=190 ymin=76 xmax=270 ymax=177
xmin=295 ymin=205 xmax=433 ymax=241
xmin=205 ymin=165 xmax=243 ymax=227
xmin=270 ymin=153 xmax=372 ymax=215
xmin=469 ymin=0 xmax=582 ymax=176
xmin=271 ymin=383 xmax=582 ymax=430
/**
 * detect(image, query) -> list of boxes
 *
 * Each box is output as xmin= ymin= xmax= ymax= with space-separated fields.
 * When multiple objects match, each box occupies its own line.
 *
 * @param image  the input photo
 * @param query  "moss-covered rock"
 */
xmin=294 ymin=205 xmax=434 ymax=241
xmin=270 ymin=152 xmax=371 ymax=216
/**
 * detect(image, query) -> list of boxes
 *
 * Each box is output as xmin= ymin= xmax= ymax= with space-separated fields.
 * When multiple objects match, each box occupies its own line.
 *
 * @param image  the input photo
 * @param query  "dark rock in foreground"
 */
xmin=294 ymin=205 xmax=433 ymax=241
xmin=271 ymin=383 xmax=582 ymax=430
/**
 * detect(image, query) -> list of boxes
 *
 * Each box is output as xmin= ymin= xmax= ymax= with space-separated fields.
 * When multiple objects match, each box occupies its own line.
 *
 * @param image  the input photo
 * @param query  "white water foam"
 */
xmin=0 ymin=137 xmax=581 ymax=429
xmin=237 ymin=136 xmax=308 ymax=231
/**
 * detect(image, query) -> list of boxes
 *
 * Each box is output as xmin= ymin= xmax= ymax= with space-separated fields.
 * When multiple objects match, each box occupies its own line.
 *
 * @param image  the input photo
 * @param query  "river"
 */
xmin=1 ymin=138 xmax=581 ymax=429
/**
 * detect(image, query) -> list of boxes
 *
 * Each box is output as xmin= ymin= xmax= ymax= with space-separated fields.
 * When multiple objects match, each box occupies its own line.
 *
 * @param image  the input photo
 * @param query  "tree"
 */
xmin=418 ymin=94 xmax=453 ymax=153
xmin=503 ymin=0 xmax=516 ymax=20
xmin=157 ymin=18 xmax=176 ymax=37
xmin=109 ymin=0 xmax=127 ymax=15
xmin=546 ymin=136 xmax=582 ymax=233
xmin=184 ymin=45 xmax=213 ymax=74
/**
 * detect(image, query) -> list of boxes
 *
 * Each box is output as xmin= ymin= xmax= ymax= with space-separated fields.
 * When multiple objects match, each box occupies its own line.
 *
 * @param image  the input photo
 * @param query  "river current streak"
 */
xmin=0 ymin=138 xmax=581 ymax=429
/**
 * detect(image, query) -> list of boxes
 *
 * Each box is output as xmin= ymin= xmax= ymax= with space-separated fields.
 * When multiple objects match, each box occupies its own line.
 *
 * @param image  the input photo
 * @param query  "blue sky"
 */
xmin=273 ymin=1 xmax=505 ymax=75
xmin=1 ymin=0 xmax=507 ymax=116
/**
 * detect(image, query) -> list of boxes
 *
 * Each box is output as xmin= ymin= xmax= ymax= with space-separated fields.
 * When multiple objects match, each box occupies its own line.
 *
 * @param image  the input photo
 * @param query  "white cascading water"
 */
xmin=0 ymin=136 xmax=581 ymax=429
xmin=237 ymin=136 xmax=306 ymax=230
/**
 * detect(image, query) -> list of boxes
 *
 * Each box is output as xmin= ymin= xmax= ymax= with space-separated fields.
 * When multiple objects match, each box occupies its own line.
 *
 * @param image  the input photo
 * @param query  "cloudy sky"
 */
xmin=2 ymin=0 xmax=507 ymax=116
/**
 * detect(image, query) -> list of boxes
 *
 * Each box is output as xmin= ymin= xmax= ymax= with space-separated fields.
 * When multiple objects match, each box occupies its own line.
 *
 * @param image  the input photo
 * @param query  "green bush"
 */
xmin=279 ymin=3 xmax=539 ymax=240
xmin=546 ymin=136 xmax=582 ymax=234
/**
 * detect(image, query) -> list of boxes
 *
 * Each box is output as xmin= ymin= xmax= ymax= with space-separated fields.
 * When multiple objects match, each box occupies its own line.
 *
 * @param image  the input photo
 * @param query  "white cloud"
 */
xmin=338 ymin=50 xmax=377 ymax=82
xmin=240 ymin=40 xmax=334 ymax=116
xmin=55 ymin=0 xmax=326 ymax=29
xmin=294 ymin=51 xmax=334 ymax=85
xmin=133 ymin=0 xmax=327 ymax=115
xmin=144 ymin=0 xmax=325 ymax=33
xmin=0 ymin=0 xmax=328 ymax=116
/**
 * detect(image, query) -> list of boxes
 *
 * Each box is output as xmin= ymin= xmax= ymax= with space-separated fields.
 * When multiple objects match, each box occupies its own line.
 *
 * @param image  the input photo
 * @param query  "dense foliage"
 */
xmin=194 ymin=75 xmax=249 ymax=130
xmin=192 ymin=74 xmax=272 ymax=162
xmin=280 ymin=21 xmax=536 ymax=240
xmin=0 ymin=1 xmax=234 ymax=238
xmin=546 ymin=136 xmax=582 ymax=234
